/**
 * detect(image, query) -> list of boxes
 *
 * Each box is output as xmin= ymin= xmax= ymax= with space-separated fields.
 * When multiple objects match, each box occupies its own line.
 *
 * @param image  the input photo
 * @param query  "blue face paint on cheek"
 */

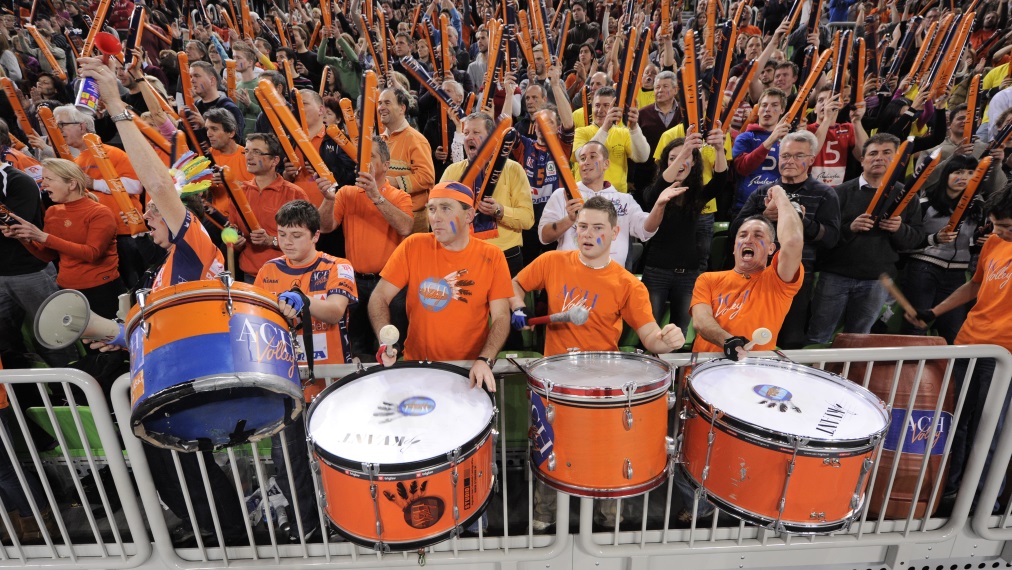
xmin=596 ymin=237 xmax=602 ymax=245
xmin=450 ymin=221 xmax=457 ymax=234
xmin=760 ymin=239 xmax=766 ymax=251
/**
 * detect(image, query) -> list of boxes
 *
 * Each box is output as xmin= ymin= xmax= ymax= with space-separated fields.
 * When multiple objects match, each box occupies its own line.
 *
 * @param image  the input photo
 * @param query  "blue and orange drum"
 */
xmin=127 ymin=279 xmax=304 ymax=451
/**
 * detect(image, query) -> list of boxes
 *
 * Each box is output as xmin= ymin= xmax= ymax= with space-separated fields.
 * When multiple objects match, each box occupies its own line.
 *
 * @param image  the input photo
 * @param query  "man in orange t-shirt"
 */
xmin=690 ymin=184 xmax=805 ymax=358
xmin=369 ymin=181 xmax=511 ymax=391
xmin=205 ymin=108 xmax=253 ymax=218
xmin=511 ymin=196 xmax=685 ymax=356
xmin=907 ymin=188 xmax=1012 ymax=507
xmin=318 ymin=136 xmax=414 ymax=357
xmin=230 ymin=133 xmax=308 ymax=282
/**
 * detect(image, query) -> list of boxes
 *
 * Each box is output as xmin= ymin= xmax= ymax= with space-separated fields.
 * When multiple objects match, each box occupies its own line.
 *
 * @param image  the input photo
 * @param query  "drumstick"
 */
xmin=879 ymin=273 xmax=917 ymax=318
xmin=379 ymin=324 xmax=399 ymax=358
xmin=528 ymin=306 xmax=590 ymax=326
xmin=221 ymin=226 xmax=239 ymax=275
xmin=744 ymin=327 xmax=772 ymax=351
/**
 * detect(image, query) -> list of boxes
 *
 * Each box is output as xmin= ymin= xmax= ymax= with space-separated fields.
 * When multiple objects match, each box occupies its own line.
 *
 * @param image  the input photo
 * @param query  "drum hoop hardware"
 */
xmin=851 ymin=456 xmax=874 ymax=510
xmin=447 ymin=447 xmax=462 ymax=534
xmin=362 ymin=462 xmax=390 ymax=553
xmin=773 ymin=436 xmax=808 ymax=534
xmin=543 ymin=379 xmax=555 ymax=424
xmin=623 ymin=458 xmax=633 ymax=480
xmin=700 ymin=405 xmax=721 ymax=493
xmin=135 ymin=288 xmax=151 ymax=339
xmin=218 ymin=272 xmax=235 ymax=316
xmin=622 ymin=382 xmax=635 ymax=431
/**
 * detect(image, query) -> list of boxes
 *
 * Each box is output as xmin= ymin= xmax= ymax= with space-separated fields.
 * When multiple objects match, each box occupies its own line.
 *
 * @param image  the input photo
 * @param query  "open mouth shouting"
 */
xmin=740 ymin=244 xmax=756 ymax=261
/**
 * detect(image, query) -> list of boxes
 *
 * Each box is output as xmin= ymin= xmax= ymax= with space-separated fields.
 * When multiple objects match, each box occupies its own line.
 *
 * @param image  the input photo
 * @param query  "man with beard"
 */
xmin=467 ymin=27 xmax=489 ymax=91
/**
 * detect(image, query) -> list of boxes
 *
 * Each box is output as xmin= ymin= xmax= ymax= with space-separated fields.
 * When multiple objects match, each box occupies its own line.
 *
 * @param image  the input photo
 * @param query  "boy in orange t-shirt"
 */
xmin=253 ymin=199 xmax=357 ymax=542
xmin=370 ymin=181 xmax=512 ymax=392
xmin=511 ymin=196 xmax=685 ymax=356
xmin=690 ymin=185 xmax=805 ymax=357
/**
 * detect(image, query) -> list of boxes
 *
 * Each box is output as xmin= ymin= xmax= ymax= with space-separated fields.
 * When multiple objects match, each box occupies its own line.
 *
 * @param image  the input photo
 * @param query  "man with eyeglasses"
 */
xmin=807 ymin=133 xmax=925 ymax=344
xmin=731 ymin=88 xmax=792 ymax=218
xmin=228 ymin=133 xmax=308 ymax=283
xmin=732 ymin=130 xmax=840 ymax=348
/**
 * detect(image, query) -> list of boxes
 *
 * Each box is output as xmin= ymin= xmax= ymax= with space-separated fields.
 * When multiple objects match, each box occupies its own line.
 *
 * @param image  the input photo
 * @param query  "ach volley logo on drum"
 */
xmin=418 ymin=270 xmax=474 ymax=312
xmin=374 ymin=396 xmax=436 ymax=423
xmin=753 ymin=384 xmax=802 ymax=413
xmin=383 ymin=480 xmax=445 ymax=530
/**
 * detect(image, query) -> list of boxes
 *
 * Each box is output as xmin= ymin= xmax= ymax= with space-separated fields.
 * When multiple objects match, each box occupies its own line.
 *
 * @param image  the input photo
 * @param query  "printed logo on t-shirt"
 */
xmin=310 ymin=270 xmax=330 ymax=292
xmin=417 ymin=269 xmax=474 ymax=312
xmin=985 ymin=258 xmax=1012 ymax=290
xmin=713 ymin=289 xmax=751 ymax=320
xmin=561 ymin=284 xmax=599 ymax=313
xmin=337 ymin=263 xmax=354 ymax=281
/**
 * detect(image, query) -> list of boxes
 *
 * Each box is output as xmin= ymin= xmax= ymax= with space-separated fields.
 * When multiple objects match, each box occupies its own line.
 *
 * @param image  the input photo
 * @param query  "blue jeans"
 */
xmin=807 ymin=273 xmax=890 ymax=345
xmin=899 ymin=260 xmax=968 ymax=345
xmin=695 ymin=213 xmax=716 ymax=273
xmin=641 ymin=266 xmax=699 ymax=337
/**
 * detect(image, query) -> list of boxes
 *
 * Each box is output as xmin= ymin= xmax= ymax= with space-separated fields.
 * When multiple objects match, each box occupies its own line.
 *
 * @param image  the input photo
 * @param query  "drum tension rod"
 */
xmin=774 ymin=436 xmax=807 ymax=534
xmin=362 ymin=462 xmax=389 ymax=552
xmin=219 ymin=272 xmax=235 ymax=316
xmin=136 ymin=288 xmax=151 ymax=339
xmin=543 ymin=380 xmax=555 ymax=424
xmin=447 ymin=447 xmax=462 ymax=533
xmin=622 ymin=382 xmax=635 ymax=431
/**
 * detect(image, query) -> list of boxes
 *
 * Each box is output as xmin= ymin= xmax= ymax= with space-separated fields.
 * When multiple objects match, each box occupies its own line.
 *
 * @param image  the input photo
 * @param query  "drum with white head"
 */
xmin=307 ymin=362 xmax=496 ymax=551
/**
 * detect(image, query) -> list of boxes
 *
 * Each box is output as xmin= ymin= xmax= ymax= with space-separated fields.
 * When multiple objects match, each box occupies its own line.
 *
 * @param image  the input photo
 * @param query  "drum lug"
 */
xmin=622 ymin=382 xmax=635 ymax=431
xmin=543 ymin=380 xmax=556 ymax=424
xmin=850 ymin=457 xmax=875 ymax=510
xmin=448 ymin=448 xmax=461 ymax=524
xmin=809 ymin=511 xmax=826 ymax=521
xmin=491 ymin=428 xmax=499 ymax=448
xmin=546 ymin=404 xmax=555 ymax=424
xmin=218 ymin=272 xmax=235 ymax=316
xmin=666 ymin=436 xmax=676 ymax=457
xmin=363 ymin=462 xmax=385 ymax=544
xmin=135 ymin=288 xmax=151 ymax=338
xmin=547 ymin=452 xmax=556 ymax=472
xmin=623 ymin=459 xmax=633 ymax=480
xmin=822 ymin=457 xmax=841 ymax=467
xmin=668 ymin=391 xmax=678 ymax=410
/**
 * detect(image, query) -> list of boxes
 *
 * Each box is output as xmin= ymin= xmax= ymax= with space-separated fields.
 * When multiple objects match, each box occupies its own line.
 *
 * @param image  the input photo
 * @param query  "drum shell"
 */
xmin=127 ymin=281 xmax=303 ymax=451
xmin=830 ymin=334 xmax=953 ymax=519
xmin=681 ymin=408 xmax=874 ymax=530
xmin=314 ymin=427 xmax=495 ymax=550
xmin=526 ymin=352 xmax=676 ymax=500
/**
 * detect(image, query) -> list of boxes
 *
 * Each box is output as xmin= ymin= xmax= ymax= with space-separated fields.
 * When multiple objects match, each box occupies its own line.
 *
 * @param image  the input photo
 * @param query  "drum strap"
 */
xmin=289 ymin=286 xmax=316 ymax=386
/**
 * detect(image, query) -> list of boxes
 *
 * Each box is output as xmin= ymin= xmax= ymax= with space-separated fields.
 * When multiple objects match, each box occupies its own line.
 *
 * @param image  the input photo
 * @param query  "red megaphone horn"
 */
xmin=93 ymin=32 xmax=122 ymax=63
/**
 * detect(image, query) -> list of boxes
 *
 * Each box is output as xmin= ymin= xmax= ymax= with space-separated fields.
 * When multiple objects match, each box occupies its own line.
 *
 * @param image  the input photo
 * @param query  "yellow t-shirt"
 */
xmin=572 ymin=124 xmax=637 ymax=193
xmin=440 ymin=159 xmax=535 ymax=251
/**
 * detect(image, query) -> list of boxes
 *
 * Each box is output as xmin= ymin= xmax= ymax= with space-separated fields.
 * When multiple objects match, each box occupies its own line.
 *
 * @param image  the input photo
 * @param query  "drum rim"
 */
xmin=130 ymin=371 xmax=305 ymax=452
xmin=525 ymin=351 xmax=673 ymax=399
xmin=324 ymin=487 xmax=494 ymax=551
xmin=307 ymin=361 xmax=497 ymax=474
xmin=677 ymin=465 xmax=858 ymax=534
xmin=687 ymin=357 xmax=890 ymax=446
xmin=126 ymin=283 xmax=283 ymax=330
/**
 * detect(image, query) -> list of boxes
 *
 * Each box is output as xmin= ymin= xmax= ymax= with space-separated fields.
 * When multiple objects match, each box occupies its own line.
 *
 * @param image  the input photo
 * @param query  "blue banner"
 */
xmin=882 ymin=409 xmax=953 ymax=455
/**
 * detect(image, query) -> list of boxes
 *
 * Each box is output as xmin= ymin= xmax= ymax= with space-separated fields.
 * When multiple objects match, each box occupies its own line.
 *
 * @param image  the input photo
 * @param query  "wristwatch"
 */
xmin=109 ymin=109 xmax=134 ymax=123
xmin=476 ymin=356 xmax=495 ymax=367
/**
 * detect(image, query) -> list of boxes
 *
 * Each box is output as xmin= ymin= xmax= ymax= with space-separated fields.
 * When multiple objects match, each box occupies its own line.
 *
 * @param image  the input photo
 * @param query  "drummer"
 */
xmin=369 ymin=181 xmax=513 ymax=392
xmin=508 ymin=195 xmax=685 ymax=532
xmin=689 ymin=184 xmax=805 ymax=360
xmin=253 ymin=199 xmax=358 ymax=542
xmin=509 ymin=196 xmax=685 ymax=355
xmin=77 ymin=57 xmax=246 ymax=546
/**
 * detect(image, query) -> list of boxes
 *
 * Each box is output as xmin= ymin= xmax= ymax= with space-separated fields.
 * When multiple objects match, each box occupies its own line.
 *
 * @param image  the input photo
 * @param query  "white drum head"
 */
xmin=309 ymin=366 xmax=494 ymax=465
xmin=527 ymin=352 xmax=671 ymax=393
xmin=690 ymin=359 xmax=887 ymax=441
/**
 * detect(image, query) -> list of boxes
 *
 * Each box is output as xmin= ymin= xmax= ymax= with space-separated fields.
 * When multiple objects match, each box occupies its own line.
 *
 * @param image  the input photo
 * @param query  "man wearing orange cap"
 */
xmin=368 ymin=180 xmax=512 ymax=391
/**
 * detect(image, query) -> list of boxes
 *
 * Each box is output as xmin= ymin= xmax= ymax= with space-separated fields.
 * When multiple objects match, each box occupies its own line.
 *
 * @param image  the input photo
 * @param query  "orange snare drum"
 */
xmin=127 ymin=278 xmax=304 ymax=452
xmin=526 ymin=352 xmax=675 ymax=498
xmin=307 ymin=362 xmax=496 ymax=551
xmin=680 ymin=358 xmax=889 ymax=533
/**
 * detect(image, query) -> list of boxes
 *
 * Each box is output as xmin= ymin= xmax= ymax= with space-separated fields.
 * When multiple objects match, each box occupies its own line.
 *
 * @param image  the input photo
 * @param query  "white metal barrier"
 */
xmin=2 ymin=345 xmax=1012 ymax=569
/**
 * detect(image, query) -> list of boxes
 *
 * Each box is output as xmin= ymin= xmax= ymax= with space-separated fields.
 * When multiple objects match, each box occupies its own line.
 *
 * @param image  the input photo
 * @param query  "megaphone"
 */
xmin=34 ymin=290 xmax=122 ymax=350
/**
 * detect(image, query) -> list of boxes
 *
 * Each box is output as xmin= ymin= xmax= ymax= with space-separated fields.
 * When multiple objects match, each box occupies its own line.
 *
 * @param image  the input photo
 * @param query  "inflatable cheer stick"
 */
xmin=256 ymin=79 xmax=336 ymax=185
xmin=83 ymin=134 xmax=148 ymax=236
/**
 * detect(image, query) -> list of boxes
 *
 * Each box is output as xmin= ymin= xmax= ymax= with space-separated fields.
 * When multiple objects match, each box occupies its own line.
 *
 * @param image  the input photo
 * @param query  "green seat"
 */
xmin=713 ymin=221 xmax=729 ymax=234
xmin=26 ymin=407 xmax=104 ymax=458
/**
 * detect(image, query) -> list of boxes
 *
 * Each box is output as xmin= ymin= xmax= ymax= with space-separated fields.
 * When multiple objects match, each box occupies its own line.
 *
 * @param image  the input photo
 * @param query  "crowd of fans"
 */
xmin=0 ymin=0 xmax=1012 ymax=548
